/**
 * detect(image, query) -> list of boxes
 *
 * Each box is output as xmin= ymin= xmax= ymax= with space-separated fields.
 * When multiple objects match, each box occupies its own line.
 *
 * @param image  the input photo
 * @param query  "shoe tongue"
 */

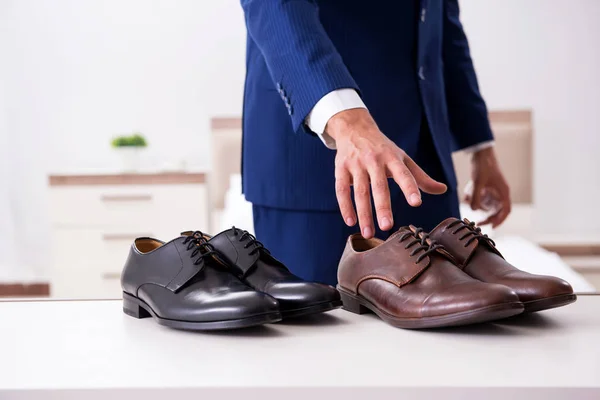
xmin=179 ymin=231 xmax=229 ymax=267
xmin=220 ymin=227 xmax=264 ymax=255
xmin=387 ymin=226 xmax=411 ymax=241
xmin=388 ymin=225 xmax=458 ymax=263
xmin=180 ymin=230 xmax=211 ymax=242
xmin=207 ymin=228 xmax=261 ymax=276
xmin=389 ymin=225 xmax=433 ymax=245
xmin=460 ymin=219 xmax=504 ymax=258
xmin=429 ymin=217 xmax=462 ymax=235
xmin=430 ymin=218 xmax=503 ymax=266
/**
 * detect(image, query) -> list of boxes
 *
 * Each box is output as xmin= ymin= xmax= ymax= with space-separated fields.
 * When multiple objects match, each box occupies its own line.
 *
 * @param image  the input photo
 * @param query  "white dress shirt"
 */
xmin=305 ymin=88 xmax=494 ymax=153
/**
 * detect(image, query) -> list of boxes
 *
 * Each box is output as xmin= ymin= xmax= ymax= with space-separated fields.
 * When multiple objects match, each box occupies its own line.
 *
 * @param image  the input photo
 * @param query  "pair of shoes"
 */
xmin=121 ymin=227 xmax=341 ymax=331
xmin=337 ymin=218 xmax=576 ymax=329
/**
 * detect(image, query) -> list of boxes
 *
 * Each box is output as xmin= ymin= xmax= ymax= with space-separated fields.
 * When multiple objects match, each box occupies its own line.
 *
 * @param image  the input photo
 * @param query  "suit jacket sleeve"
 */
xmin=443 ymin=0 xmax=494 ymax=151
xmin=240 ymin=0 xmax=360 ymax=133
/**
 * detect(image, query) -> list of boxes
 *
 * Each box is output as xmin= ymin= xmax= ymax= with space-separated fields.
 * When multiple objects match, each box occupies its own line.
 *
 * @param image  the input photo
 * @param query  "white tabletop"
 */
xmin=1 ymin=296 xmax=599 ymax=399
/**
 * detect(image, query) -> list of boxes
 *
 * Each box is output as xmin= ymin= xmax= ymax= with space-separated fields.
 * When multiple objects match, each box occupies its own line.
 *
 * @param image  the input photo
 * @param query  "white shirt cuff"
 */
xmin=461 ymin=140 xmax=495 ymax=154
xmin=305 ymin=88 xmax=366 ymax=150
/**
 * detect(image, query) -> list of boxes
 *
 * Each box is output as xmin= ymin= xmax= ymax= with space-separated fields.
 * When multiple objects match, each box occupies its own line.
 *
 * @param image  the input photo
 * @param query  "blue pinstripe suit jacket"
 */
xmin=240 ymin=0 xmax=493 ymax=210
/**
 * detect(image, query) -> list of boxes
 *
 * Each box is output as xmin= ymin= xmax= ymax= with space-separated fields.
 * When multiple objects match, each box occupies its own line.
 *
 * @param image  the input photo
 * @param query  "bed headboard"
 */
xmin=209 ymin=110 xmax=533 ymax=210
xmin=209 ymin=117 xmax=243 ymax=211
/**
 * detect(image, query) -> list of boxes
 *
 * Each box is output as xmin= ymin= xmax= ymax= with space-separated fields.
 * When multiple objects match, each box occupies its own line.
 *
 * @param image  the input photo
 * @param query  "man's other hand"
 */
xmin=468 ymin=147 xmax=511 ymax=228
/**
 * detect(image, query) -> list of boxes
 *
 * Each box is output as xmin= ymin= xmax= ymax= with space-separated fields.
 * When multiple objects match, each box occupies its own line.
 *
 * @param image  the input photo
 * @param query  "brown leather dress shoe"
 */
xmin=337 ymin=226 xmax=523 ymax=329
xmin=429 ymin=218 xmax=577 ymax=313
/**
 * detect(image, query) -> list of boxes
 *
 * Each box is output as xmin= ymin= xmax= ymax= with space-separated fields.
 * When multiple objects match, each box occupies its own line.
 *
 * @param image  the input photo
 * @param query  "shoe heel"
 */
xmin=122 ymin=292 xmax=151 ymax=319
xmin=339 ymin=290 xmax=370 ymax=315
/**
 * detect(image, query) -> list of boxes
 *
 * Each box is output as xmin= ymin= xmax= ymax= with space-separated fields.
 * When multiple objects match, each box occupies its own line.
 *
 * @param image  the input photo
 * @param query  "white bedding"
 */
xmin=218 ymin=175 xmax=594 ymax=292
xmin=216 ymin=174 xmax=255 ymax=233
xmin=490 ymin=236 xmax=594 ymax=292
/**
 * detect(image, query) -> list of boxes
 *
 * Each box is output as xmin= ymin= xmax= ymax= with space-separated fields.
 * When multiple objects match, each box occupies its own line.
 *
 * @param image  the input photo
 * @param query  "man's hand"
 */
xmin=326 ymin=109 xmax=447 ymax=239
xmin=468 ymin=147 xmax=511 ymax=228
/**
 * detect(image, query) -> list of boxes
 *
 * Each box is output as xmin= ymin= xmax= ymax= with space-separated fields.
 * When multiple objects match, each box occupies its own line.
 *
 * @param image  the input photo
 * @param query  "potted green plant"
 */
xmin=111 ymin=132 xmax=148 ymax=172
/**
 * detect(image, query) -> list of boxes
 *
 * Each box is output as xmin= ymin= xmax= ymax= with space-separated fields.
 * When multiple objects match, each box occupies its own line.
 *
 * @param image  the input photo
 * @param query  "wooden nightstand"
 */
xmin=48 ymin=172 xmax=208 ymax=299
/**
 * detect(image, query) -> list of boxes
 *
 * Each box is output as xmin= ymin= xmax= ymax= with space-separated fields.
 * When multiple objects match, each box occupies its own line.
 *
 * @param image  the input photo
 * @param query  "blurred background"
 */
xmin=0 ymin=0 xmax=598 ymax=299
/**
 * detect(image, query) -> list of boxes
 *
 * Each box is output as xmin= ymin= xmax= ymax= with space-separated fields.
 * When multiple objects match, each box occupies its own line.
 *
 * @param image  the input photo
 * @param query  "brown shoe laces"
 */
xmin=399 ymin=227 xmax=444 ymax=263
xmin=447 ymin=219 xmax=496 ymax=248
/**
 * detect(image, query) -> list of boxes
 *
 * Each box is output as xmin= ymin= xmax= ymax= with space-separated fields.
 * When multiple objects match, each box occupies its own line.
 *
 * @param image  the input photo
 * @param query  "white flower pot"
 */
xmin=115 ymin=147 xmax=144 ymax=172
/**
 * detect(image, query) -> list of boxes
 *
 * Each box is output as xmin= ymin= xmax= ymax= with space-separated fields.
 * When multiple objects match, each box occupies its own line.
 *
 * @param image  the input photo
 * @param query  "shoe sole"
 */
xmin=280 ymin=300 xmax=343 ymax=319
xmin=522 ymin=293 xmax=577 ymax=313
xmin=122 ymin=292 xmax=282 ymax=330
xmin=337 ymin=286 xmax=524 ymax=329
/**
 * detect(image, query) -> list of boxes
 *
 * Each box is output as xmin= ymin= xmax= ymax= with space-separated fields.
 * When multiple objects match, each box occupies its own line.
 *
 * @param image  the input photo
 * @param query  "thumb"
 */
xmin=470 ymin=181 xmax=483 ymax=210
xmin=464 ymin=192 xmax=472 ymax=204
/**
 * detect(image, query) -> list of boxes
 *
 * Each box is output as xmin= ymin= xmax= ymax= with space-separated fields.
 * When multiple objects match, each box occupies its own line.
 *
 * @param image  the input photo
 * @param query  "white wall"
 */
xmin=0 ymin=53 xmax=19 ymax=276
xmin=0 ymin=1 xmax=44 ymax=276
xmin=2 ymin=0 xmax=246 ymax=172
xmin=1 ymin=0 xmax=247 ymax=274
xmin=460 ymin=0 xmax=600 ymax=235
xmin=0 ymin=0 xmax=598 ymax=276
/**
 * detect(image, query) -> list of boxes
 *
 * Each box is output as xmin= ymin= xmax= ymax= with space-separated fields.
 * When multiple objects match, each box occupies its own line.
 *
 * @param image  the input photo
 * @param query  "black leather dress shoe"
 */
xmin=121 ymin=232 xmax=281 ymax=330
xmin=184 ymin=228 xmax=342 ymax=319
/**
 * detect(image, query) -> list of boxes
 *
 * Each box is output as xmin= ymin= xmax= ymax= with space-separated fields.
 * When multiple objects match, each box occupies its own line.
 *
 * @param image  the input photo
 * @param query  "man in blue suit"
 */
xmin=240 ymin=0 xmax=511 ymax=285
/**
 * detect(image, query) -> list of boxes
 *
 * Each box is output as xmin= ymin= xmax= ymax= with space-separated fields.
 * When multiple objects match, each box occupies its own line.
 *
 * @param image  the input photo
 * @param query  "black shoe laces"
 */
xmin=447 ymin=219 xmax=496 ymax=248
xmin=182 ymin=231 xmax=217 ymax=265
xmin=399 ymin=227 xmax=444 ymax=263
xmin=232 ymin=226 xmax=269 ymax=255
